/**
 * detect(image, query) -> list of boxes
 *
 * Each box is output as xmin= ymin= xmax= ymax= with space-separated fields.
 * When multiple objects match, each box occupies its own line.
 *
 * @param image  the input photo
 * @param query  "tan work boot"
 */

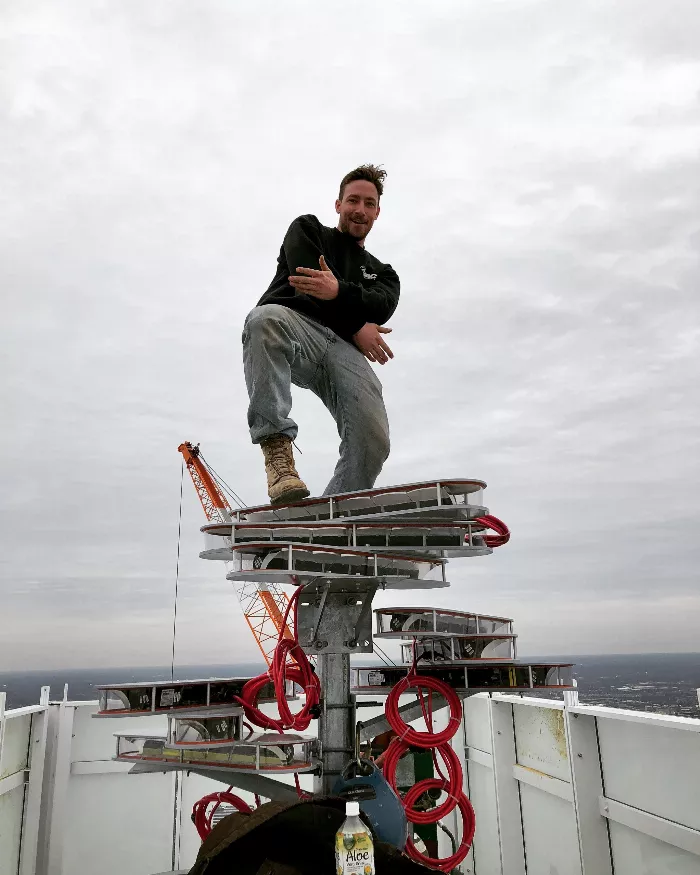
xmin=260 ymin=435 xmax=310 ymax=505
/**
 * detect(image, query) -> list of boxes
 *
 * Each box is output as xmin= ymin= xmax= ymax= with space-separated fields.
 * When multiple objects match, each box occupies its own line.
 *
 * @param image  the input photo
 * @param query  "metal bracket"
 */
xmin=308 ymin=583 xmax=331 ymax=648
xmin=297 ymin=579 xmax=378 ymax=654
xmin=348 ymin=596 xmax=375 ymax=649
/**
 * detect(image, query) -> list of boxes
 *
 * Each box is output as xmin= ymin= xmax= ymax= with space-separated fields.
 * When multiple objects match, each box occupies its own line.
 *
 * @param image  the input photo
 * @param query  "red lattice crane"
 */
xmin=178 ymin=441 xmax=293 ymax=666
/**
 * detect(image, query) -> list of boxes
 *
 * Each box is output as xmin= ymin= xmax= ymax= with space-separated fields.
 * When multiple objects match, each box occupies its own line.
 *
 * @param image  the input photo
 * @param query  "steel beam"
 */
xmin=358 ymin=695 xmax=450 ymax=741
xmin=128 ymin=761 xmax=301 ymax=801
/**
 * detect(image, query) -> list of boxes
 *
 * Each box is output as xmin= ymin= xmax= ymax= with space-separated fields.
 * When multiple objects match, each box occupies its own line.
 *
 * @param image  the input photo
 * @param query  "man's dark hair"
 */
xmin=338 ymin=164 xmax=387 ymax=201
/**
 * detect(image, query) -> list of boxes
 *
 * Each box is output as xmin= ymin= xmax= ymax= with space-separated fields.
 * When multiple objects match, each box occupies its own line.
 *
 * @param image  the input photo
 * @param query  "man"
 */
xmin=242 ymin=164 xmax=399 ymax=505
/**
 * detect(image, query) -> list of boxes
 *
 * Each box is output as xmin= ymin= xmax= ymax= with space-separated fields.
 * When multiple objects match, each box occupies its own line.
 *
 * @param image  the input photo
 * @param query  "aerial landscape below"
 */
xmin=2 ymin=652 xmax=698 ymax=717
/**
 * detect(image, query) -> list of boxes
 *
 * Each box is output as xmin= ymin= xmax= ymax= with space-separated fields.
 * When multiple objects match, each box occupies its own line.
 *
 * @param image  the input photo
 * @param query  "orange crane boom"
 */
xmin=178 ymin=441 xmax=293 ymax=666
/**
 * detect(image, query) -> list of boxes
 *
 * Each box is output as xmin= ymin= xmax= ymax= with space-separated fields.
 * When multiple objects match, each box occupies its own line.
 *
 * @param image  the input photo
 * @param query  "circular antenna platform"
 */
xmin=94 ymin=677 xmax=295 ymax=718
xmin=351 ymin=661 xmax=574 ymax=695
xmin=234 ymin=480 xmax=487 ymax=524
xmin=225 ymin=542 xmax=449 ymax=589
xmin=200 ymin=519 xmax=493 ymax=561
xmin=399 ymin=634 xmax=517 ymax=663
xmin=374 ymin=606 xmax=514 ymax=638
xmin=172 ymin=711 xmax=244 ymax=749
xmin=115 ymin=732 xmax=319 ymax=774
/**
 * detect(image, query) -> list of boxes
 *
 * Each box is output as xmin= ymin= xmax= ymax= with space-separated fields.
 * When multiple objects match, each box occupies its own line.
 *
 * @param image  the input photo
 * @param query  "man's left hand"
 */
xmin=289 ymin=255 xmax=339 ymax=300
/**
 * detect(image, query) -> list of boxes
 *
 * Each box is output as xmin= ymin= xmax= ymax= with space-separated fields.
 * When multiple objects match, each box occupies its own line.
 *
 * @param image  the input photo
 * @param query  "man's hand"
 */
xmin=288 ymin=255 xmax=339 ymax=300
xmin=353 ymin=323 xmax=394 ymax=365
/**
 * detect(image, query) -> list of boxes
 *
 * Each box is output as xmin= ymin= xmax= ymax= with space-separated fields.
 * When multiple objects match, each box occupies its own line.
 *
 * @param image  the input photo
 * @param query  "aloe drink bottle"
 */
xmin=335 ymin=801 xmax=375 ymax=875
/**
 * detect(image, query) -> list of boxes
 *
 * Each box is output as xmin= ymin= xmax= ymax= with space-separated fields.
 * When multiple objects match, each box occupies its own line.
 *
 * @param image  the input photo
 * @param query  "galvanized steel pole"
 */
xmin=315 ymin=652 xmax=355 ymax=795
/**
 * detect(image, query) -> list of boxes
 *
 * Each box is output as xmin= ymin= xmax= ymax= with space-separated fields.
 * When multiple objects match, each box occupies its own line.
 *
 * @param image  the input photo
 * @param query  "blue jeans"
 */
xmin=242 ymin=304 xmax=390 ymax=495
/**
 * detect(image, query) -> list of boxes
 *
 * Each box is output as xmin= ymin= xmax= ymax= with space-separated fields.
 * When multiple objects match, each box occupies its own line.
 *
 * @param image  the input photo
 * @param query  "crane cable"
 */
xmin=170 ymin=458 xmax=185 ymax=681
xmin=199 ymin=453 xmax=248 ymax=510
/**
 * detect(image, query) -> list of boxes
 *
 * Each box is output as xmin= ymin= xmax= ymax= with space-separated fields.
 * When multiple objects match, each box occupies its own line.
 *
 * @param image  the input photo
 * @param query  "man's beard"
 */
xmin=341 ymin=216 xmax=369 ymax=239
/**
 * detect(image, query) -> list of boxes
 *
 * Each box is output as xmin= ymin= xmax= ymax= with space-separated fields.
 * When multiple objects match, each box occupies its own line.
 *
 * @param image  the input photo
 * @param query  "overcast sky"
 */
xmin=2 ymin=0 xmax=699 ymax=672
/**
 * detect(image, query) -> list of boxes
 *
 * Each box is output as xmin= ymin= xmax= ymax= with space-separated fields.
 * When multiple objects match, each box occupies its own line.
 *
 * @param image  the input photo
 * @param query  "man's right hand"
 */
xmin=352 ymin=323 xmax=394 ymax=364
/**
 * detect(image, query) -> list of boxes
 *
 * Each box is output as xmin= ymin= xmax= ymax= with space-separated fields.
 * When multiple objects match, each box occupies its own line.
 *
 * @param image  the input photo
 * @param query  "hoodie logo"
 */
xmin=361 ymin=266 xmax=377 ymax=280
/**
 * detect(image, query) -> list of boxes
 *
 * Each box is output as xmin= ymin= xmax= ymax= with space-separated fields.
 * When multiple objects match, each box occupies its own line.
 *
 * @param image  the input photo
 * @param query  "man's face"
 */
xmin=335 ymin=180 xmax=380 ymax=242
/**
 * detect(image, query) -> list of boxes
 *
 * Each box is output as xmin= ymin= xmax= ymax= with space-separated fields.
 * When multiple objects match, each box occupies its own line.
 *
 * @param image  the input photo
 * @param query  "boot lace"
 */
xmin=265 ymin=438 xmax=293 ymax=476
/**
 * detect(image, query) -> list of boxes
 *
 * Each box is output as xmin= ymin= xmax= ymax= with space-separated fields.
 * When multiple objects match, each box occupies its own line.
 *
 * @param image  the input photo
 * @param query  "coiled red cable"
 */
xmin=191 ymin=788 xmax=252 ymax=841
xmin=381 ymin=669 xmax=476 ymax=871
xmin=405 ymin=791 xmax=476 ymax=871
xmin=385 ymin=675 xmax=463 ymax=746
xmin=193 ymin=588 xmax=317 ymax=842
xmin=383 ymin=738 xmax=462 ymax=823
xmin=476 ymin=514 xmax=510 ymax=547
xmin=236 ymin=586 xmax=321 ymax=733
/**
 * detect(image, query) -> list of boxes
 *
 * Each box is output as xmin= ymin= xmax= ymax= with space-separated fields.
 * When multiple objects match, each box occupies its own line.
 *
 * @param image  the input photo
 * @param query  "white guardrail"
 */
xmin=1 ymin=688 xmax=699 ymax=875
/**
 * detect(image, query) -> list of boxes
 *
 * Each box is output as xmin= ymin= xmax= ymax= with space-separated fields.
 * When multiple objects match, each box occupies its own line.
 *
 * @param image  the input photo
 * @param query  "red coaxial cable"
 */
xmin=191 ymin=789 xmax=252 ymax=841
xmin=236 ymin=586 xmax=321 ymax=732
xmin=192 ymin=589 xmax=317 ymax=844
xmin=385 ymin=675 xmax=462 ymax=746
xmin=381 ymin=671 xmax=476 ymax=871
xmin=382 ymin=737 xmax=462 ymax=822
xmin=475 ymin=514 xmax=510 ymax=547
xmin=404 ymin=790 xmax=476 ymax=871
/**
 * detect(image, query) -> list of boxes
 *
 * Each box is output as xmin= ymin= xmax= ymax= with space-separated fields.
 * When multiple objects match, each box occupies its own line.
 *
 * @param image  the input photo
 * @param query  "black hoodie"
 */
xmin=256 ymin=214 xmax=400 ymax=342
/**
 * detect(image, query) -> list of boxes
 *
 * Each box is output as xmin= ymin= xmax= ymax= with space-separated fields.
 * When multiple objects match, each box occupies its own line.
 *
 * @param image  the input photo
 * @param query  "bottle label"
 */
xmin=336 ymin=831 xmax=375 ymax=875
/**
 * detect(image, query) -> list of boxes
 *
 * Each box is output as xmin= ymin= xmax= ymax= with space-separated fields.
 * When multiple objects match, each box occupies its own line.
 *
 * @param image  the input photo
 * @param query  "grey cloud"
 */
xmin=1 ymin=0 xmax=699 ymax=670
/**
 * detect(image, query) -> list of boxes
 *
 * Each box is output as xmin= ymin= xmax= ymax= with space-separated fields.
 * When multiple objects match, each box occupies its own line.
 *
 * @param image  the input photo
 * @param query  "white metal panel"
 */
xmin=571 ymin=705 xmax=700 ymax=733
xmin=513 ymin=702 xmax=570 ymax=782
xmin=564 ymin=711 xmax=613 ymax=875
xmin=519 ymin=782 xmax=582 ymax=875
xmin=178 ymin=772 xmax=217 ymax=868
xmin=40 ymin=701 xmax=76 ymax=875
xmin=20 ymin=690 xmax=51 ymax=875
xmin=55 ymin=702 xmax=176 ymax=875
xmin=0 ymin=784 xmax=25 ymax=875
xmin=490 ymin=699 xmax=526 ymax=875
xmin=597 ymin=717 xmax=700 ymax=830
xmin=466 ymin=758 xmax=501 ymax=875
xmin=70 ymin=702 xmax=168 ymax=762
xmin=0 ymin=706 xmax=31 ymax=874
xmin=177 ymin=770 xmax=259 ymax=868
xmin=176 ymin=769 xmax=318 ymax=868
xmin=607 ymin=821 xmax=700 ymax=875
xmin=1 ymin=714 xmax=31 ymax=779
xmin=446 ymin=727 xmax=475 ymax=874
xmin=62 ymin=772 xmax=174 ymax=875
xmin=464 ymin=693 xmax=493 ymax=754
